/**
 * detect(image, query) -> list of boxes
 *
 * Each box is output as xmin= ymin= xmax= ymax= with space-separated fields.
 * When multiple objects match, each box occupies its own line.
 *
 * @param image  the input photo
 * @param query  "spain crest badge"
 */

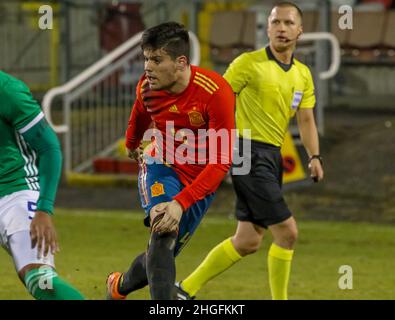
xmin=151 ymin=181 xmax=165 ymax=197
xmin=188 ymin=110 xmax=206 ymax=127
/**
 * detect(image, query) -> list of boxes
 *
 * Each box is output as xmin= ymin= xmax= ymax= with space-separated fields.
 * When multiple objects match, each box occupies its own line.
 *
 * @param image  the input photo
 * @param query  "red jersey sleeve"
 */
xmin=125 ymin=79 xmax=152 ymax=150
xmin=173 ymin=82 xmax=235 ymax=210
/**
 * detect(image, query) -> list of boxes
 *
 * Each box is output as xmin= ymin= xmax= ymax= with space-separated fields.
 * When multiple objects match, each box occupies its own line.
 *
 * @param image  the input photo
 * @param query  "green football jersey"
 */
xmin=0 ymin=71 xmax=44 ymax=197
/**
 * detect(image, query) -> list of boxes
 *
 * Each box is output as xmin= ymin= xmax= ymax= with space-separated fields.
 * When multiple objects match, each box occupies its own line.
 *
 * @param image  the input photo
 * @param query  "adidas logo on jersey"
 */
xmin=169 ymin=104 xmax=180 ymax=113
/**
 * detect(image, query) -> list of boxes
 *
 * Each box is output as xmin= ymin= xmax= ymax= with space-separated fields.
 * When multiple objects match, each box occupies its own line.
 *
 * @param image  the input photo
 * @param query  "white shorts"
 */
xmin=0 ymin=190 xmax=54 ymax=272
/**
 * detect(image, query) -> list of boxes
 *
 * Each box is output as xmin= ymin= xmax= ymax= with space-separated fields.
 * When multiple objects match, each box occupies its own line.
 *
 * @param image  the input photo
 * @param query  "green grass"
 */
xmin=0 ymin=209 xmax=394 ymax=300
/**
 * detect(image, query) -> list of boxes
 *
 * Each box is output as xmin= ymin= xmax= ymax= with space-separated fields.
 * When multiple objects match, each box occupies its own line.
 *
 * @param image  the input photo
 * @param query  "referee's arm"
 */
xmin=296 ymin=108 xmax=324 ymax=182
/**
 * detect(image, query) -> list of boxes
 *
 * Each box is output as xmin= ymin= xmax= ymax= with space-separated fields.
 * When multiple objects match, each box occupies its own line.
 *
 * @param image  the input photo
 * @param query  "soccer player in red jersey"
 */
xmin=106 ymin=22 xmax=235 ymax=300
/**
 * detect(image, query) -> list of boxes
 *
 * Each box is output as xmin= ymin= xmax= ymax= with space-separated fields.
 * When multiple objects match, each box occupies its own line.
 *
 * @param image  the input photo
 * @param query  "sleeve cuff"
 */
xmin=173 ymin=189 xmax=196 ymax=211
xmin=37 ymin=198 xmax=54 ymax=215
xmin=125 ymin=139 xmax=139 ymax=150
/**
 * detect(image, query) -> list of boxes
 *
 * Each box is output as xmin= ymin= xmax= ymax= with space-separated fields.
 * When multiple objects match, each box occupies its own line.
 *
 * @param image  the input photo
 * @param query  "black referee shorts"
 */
xmin=231 ymin=138 xmax=292 ymax=228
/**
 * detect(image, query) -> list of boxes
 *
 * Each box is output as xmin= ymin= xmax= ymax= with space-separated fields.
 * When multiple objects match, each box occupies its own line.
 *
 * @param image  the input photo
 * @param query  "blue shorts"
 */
xmin=138 ymin=158 xmax=215 ymax=256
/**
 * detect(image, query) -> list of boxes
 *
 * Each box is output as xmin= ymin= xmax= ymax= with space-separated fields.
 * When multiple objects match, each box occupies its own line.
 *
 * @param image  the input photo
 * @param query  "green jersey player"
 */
xmin=0 ymin=71 xmax=84 ymax=300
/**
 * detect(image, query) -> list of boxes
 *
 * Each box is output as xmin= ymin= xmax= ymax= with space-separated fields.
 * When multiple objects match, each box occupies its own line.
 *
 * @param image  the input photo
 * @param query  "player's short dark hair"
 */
xmin=141 ymin=22 xmax=190 ymax=63
xmin=273 ymin=2 xmax=303 ymax=21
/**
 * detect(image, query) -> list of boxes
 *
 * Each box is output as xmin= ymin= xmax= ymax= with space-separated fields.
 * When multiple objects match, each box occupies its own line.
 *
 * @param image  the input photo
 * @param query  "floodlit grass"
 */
xmin=0 ymin=209 xmax=394 ymax=300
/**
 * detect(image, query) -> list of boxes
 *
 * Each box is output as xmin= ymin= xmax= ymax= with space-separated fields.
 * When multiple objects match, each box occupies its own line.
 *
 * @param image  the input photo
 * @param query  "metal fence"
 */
xmin=66 ymin=64 xmax=142 ymax=173
xmin=0 ymin=1 xmax=57 ymax=91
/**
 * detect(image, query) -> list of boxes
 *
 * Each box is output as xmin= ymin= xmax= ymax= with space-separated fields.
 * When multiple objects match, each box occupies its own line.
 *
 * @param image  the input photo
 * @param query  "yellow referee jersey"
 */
xmin=224 ymin=46 xmax=316 ymax=147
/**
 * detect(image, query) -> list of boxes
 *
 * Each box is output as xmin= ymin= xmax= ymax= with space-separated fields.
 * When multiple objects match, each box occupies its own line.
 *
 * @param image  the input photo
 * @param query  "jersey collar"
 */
xmin=265 ymin=46 xmax=294 ymax=72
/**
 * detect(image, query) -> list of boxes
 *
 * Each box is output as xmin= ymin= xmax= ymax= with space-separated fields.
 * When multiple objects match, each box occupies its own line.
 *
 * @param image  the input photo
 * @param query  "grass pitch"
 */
xmin=0 ymin=209 xmax=394 ymax=300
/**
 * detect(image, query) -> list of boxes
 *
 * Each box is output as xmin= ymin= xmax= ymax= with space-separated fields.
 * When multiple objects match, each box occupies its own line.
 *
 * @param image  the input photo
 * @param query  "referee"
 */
xmin=176 ymin=2 xmax=324 ymax=300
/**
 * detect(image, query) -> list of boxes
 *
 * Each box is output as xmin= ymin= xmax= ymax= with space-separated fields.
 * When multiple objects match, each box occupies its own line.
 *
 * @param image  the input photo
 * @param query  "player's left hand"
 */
xmin=308 ymin=158 xmax=324 ymax=182
xmin=30 ymin=211 xmax=60 ymax=258
xmin=153 ymin=200 xmax=183 ymax=234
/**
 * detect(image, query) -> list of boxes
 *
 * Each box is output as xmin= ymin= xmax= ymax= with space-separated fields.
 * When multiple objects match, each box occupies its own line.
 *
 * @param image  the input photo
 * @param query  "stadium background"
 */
xmin=0 ymin=0 xmax=394 ymax=299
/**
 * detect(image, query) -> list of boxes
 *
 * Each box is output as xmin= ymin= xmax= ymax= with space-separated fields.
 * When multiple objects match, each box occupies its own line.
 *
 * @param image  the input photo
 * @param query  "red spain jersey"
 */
xmin=125 ymin=65 xmax=235 ymax=210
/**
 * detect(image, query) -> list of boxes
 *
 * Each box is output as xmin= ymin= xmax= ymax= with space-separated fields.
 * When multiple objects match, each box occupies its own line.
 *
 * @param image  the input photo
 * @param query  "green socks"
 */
xmin=24 ymin=267 xmax=84 ymax=300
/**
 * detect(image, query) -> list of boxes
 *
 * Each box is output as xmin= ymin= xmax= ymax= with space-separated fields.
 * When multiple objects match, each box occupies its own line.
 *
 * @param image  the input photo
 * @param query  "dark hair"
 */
xmin=273 ymin=2 xmax=303 ymax=21
xmin=141 ymin=22 xmax=190 ymax=63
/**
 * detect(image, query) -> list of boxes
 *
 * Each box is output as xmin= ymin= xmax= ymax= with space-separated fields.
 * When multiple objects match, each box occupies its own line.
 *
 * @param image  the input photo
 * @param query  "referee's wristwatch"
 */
xmin=309 ymin=155 xmax=323 ymax=165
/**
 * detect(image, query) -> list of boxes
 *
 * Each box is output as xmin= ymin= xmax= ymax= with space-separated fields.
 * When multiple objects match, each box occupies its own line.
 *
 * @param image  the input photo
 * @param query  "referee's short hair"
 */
xmin=272 ymin=2 xmax=303 ymax=21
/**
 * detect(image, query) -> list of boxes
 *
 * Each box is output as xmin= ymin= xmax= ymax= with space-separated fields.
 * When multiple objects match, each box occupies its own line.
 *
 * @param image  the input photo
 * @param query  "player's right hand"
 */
xmin=126 ymin=146 xmax=143 ymax=162
xmin=30 ymin=211 xmax=60 ymax=258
